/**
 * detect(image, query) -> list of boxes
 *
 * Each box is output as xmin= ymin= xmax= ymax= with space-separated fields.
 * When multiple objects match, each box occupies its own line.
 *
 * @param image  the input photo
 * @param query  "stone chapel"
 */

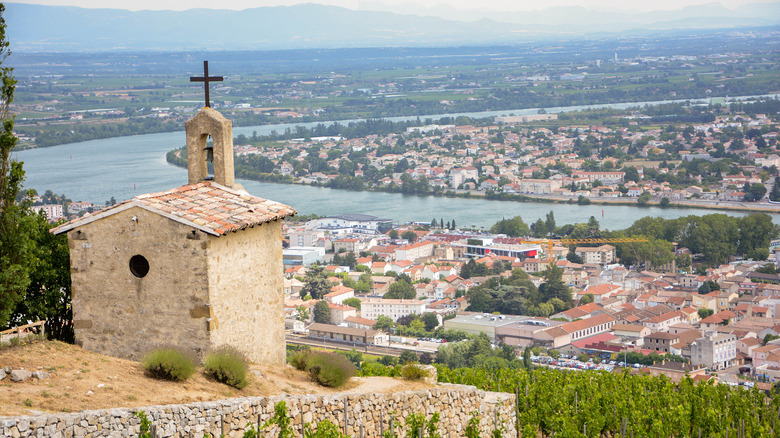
xmin=52 ymin=106 xmax=296 ymax=365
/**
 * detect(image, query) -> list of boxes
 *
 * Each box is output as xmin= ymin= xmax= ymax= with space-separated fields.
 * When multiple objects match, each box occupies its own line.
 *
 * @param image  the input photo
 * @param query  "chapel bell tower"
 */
xmin=185 ymin=107 xmax=236 ymax=188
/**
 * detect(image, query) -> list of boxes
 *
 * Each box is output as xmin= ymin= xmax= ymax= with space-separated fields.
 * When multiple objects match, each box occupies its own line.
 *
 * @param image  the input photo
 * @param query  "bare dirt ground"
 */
xmin=0 ymin=341 xmax=431 ymax=417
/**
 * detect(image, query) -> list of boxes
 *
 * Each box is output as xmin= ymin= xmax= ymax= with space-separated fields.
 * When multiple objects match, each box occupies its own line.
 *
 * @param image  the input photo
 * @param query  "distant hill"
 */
xmin=5 ymin=2 xmax=780 ymax=52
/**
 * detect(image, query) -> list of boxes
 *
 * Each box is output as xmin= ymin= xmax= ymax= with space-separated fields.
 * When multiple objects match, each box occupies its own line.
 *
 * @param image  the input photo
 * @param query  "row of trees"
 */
xmin=488 ymin=211 xmax=778 ymax=268
xmin=0 ymin=6 xmax=73 ymax=340
xmin=465 ymin=265 xmax=573 ymax=317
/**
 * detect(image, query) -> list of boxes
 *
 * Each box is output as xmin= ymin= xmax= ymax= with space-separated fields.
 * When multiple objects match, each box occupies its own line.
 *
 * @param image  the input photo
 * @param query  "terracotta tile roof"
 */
xmin=612 ymin=324 xmax=647 ymax=333
xmin=561 ymin=314 xmax=615 ymax=334
xmin=344 ymin=316 xmax=377 ymax=326
xmin=52 ymin=182 xmax=296 ymax=237
xmin=700 ymin=310 xmax=736 ymax=324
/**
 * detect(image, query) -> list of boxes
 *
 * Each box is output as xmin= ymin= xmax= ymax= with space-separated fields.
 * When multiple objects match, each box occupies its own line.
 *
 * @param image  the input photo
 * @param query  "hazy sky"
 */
xmin=8 ymin=0 xmax=779 ymax=13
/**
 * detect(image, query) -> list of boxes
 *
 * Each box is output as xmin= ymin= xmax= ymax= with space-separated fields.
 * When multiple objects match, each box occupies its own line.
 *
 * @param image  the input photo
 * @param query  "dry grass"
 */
xmin=0 ymin=341 xmax=431 ymax=416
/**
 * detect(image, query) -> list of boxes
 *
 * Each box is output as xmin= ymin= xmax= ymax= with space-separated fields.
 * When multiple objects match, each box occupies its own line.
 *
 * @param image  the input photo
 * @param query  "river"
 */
xmin=14 ymin=96 xmax=780 ymax=230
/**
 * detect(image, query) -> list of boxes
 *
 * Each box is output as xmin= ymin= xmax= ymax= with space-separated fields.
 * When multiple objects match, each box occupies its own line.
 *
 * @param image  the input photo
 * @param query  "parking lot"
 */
xmin=530 ymin=355 xmax=643 ymax=372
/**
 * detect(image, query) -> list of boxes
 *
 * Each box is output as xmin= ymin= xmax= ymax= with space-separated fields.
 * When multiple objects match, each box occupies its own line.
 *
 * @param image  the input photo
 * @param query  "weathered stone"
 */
xmin=0 ymin=369 xmax=5 ymax=381
xmin=31 ymin=371 xmax=50 ymax=380
xmin=9 ymin=369 xmax=32 ymax=382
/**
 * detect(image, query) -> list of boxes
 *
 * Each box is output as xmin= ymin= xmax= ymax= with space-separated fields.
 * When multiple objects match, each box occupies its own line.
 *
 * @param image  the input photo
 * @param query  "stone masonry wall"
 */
xmin=0 ymin=385 xmax=516 ymax=437
xmin=207 ymin=220 xmax=286 ymax=366
xmin=67 ymin=206 xmax=212 ymax=362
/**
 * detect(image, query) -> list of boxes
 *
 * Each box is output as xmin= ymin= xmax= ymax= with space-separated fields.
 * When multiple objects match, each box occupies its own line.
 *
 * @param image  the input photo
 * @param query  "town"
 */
xmin=280 ymin=210 xmax=780 ymax=389
xmin=160 ymin=99 xmax=780 ymax=213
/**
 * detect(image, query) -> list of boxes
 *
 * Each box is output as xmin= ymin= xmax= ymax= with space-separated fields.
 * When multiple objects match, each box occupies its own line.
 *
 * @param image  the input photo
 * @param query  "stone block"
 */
xmin=32 ymin=371 xmax=50 ymax=380
xmin=9 ymin=369 xmax=32 ymax=382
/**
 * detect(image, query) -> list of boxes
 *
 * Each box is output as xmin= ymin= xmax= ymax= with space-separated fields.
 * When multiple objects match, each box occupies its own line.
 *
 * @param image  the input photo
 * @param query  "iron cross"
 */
xmin=190 ymin=61 xmax=223 ymax=108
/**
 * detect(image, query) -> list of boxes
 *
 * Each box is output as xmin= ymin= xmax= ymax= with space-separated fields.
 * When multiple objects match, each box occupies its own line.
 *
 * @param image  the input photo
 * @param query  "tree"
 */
xmin=396 ymin=313 xmax=419 ymax=327
xmin=698 ymin=281 xmax=711 ymax=294
xmin=744 ymin=183 xmax=767 ymax=202
xmin=419 ymin=352 xmax=433 ymax=364
xmin=523 ymin=347 xmax=532 ymax=370
xmin=378 ymin=355 xmax=398 ymax=366
xmin=0 ymin=7 xmax=29 ymax=329
xmin=676 ymin=253 xmax=692 ymax=272
xmin=313 ymin=300 xmax=331 ymax=324
xmin=538 ymin=262 xmax=572 ymax=304
xmin=388 ymin=229 xmax=399 ymax=239
xmin=566 ymin=251 xmax=583 ymax=264
xmin=344 ymin=349 xmax=363 ymax=368
xmin=769 ymin=177 xmax=780 ymax=202
xmin=385 ymin=279 xmax=416 ymax=299
xmin=637 ymin=191 xmax=652 ymax=206
xmin=545 ymin=211 xmax=556 ymax=236
xmin=421 ymin=312 xmax=439 ymax=331
xmin=8 ymin=212 xmax=73 ymax=341
xmin=465 ymin=289 xmax=494 ymax=312
xmin=450 ymin=219 xmax=456 ymax=230
xmin=373 ymin=315 xmax=394 ymax=331
xmin=617 ymin=236 xmax=674 ymax=269
xmin=401 ymin=230 xmax=417 ymax=243
xmin=300 ymin=265 xmax=331 ymax=300
xmin=399 ymin=350 xmax=418 ymax=365
xmin=490 ymin=216 xmax=530 ymax=237
xmin=577 ymin=195 xmax=591 ymax=205
xmin=531 ymin=219 xmax=547 ymax=238
xmin=548 ymin=349 xmax=561 ymax=359
xmin=659 ymin=197 xmax=670 ymax=207
xmin=342 ymin=297 xmax=361 ymax=310
xmin=763 ymin=334 xmax=780 ymax=345
xmin=295 ymin=305 xmax=309 ymax=322
xmin=580 ymin=293 xmax=594 ymax=305
xmin=697 ymin=308 xmax=714 ymax=319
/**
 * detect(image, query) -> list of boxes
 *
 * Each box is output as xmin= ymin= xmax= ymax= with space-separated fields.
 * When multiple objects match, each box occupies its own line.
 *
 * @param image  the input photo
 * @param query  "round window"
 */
xmin=129 ymin=255 xmax=150 ymax=278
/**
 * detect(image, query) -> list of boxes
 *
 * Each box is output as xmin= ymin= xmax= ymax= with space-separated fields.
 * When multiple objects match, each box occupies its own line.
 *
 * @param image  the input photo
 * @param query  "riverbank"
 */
xmin=167 ymin=156 xmax=780 ymax=215
xmin=15 ymin=93 xmax=779 ymax=150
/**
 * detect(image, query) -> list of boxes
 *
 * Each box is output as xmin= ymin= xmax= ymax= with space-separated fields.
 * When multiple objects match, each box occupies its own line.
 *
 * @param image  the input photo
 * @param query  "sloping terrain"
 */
xmin=0 ymin=341 xmax=428 ymax=416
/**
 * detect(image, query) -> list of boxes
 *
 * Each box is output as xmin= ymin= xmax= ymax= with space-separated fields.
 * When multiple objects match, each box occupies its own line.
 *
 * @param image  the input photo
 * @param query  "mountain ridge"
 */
xmin=5 ymin=2 xmax=779 ymax=52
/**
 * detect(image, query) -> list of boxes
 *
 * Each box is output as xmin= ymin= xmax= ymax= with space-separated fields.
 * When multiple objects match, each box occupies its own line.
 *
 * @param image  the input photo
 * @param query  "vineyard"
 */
xmin=434 ymin=366 xmax=779 ymax=438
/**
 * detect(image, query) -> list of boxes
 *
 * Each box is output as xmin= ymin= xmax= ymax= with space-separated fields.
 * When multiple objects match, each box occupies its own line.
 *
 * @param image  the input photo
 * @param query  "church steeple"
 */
xmin=184 ymin=61 xmax=235 ymax=188
xmin=185 ymin=106 xmax=236 ymax=188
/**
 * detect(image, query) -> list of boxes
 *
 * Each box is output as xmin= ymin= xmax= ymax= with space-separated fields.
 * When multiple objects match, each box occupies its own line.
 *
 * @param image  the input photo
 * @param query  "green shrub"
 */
xmin=142 ymin=348 xmax=196 ymax=381
xmin=401 ymin=364 xmax=429 ymax=381
xmin=134 ymin=411 xmax=152 ymax=438
xmin=305 ymin=351 xmax=356 ymax=388
xmin=358 ymin=361 xmax=394 ymax=377
xmin=289 ymin=349 xmax=312 ymax=371
xmin=464 ymin=412 xmax=480 ymax=438
xmin=261 ymin=401 xmax=294 ymax=438
xmin=304 ymin=420 xmax=348 ymax=438
xmin=204 ymin=346 xmax=249 ymax=389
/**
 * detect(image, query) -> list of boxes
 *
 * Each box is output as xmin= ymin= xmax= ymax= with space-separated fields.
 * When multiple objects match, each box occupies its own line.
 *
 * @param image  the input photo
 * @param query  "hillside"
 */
xmin=0 ymin=341 xmax=429 ymax=416
xmin=5 ymin=2 xmax=780 ymax=52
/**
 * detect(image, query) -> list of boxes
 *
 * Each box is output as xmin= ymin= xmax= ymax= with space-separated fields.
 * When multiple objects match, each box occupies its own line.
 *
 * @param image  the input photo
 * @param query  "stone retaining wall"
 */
xmin=0 ymin=384 xmax=516 ymax=437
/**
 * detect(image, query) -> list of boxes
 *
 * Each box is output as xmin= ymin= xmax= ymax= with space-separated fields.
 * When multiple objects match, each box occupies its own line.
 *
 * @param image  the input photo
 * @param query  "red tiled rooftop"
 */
xmin=52 ymin=182 xmax=296 ymax=237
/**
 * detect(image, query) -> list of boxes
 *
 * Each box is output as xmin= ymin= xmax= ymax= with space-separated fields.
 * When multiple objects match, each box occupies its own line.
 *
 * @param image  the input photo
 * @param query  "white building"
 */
xmin=691 ymin=331 xmax=737 ymax=370
xmin=307 ymin=214 xmax=392 ymax=236
xmin=361 ymin=298 xmax=425 ymax=321
xmin=574 ymin=245 xmax=615 ymax=265
xmin=449 ymin=166 xmax=479 ymax=189
xmin=288 ymin=228 xmax=327 ymax=247
xmin=31 ymin=204 xmax=63 ymax=220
